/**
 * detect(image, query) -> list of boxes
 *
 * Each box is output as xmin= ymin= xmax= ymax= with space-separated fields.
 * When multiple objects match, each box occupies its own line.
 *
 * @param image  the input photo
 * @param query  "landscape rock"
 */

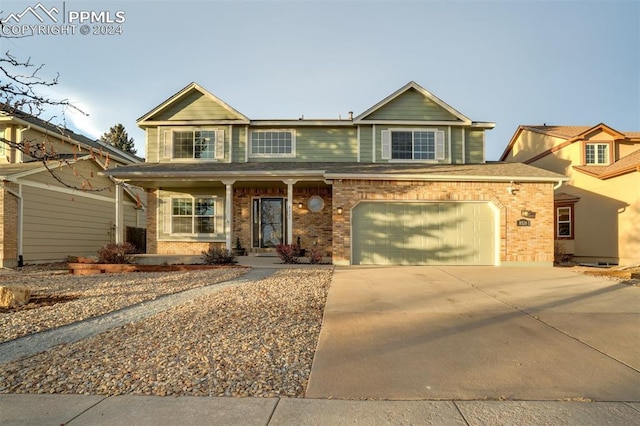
xmin=0 ymin=285 xmax=31 ymax=308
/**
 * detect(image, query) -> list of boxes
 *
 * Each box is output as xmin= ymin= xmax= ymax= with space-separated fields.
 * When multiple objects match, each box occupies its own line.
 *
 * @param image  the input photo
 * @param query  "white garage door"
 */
xmin=352 ymin=202 xmax=495 ymax=265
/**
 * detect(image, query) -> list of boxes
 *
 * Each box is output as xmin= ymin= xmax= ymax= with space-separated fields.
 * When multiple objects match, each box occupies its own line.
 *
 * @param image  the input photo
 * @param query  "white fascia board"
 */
xmin=323 ymin=173 xmax=569 ymax=183
xmin=104 ymin=170 xmax=328 ymax=181
xmin=471 ymin=122 xmax=496 ymax=129
xmin=139 ymin=120 xmax=249 ymax=127
xmin=249 ymin=120 xmax=353 ymax=126
xmin=353 ymin=120 xmax=471 ymax=126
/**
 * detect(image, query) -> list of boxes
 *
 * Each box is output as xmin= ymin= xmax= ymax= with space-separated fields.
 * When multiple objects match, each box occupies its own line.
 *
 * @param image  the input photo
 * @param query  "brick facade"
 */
xmin=0 ymin=183 xmax=20 ymax=267
xmin=148 ymin=185 xmax=333 ymax=257
xmin=331 ymin=179 xmax=554 ymax=265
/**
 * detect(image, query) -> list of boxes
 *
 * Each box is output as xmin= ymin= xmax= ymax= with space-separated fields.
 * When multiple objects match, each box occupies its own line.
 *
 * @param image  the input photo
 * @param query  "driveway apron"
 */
xmin=306 ymin=266 xmax=640 ymax=401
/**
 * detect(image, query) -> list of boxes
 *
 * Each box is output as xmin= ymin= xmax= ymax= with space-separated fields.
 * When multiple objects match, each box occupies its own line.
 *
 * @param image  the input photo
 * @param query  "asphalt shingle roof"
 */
xmin=104 ymin=161 xmax=566 ymax=182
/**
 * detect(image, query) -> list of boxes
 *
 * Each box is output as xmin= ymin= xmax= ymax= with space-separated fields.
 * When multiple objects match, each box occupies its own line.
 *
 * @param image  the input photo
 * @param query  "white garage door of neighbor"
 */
xmin=352 ymin=202 xmax=495 ymax=265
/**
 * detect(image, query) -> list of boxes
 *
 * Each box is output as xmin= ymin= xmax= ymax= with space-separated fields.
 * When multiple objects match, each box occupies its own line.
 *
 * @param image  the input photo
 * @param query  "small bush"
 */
xmin=308 ymin=246 xmax=324 ymax=264
xmin=97 ymin=242 xmax=137 ymax=264
xmin=201 ymin=247 xmax=237 ymax=265
xmin=276 ymin=244 xmax=300 ymax=264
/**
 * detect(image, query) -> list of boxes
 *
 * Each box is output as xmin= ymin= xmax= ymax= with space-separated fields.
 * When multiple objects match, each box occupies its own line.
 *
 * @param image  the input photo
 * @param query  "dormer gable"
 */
xmin=354 ymin=81 xmax=473 ymax=124
xmin=137 ymin=82 xmax=250 ymax=126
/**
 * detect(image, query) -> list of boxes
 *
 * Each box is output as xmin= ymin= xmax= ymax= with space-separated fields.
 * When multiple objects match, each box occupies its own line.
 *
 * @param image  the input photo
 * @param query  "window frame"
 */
xmin=169 ymin=196 xmax=219 ymax=236
xmin=382 ymin=128 xmax=446 ymax=162
xmin=555 ymin=205 xmax=574 ymax=240
xmin=584 ymin=142 xmax=611 ymax=165
xmin=249 ymin=129 xmax=296 ymax=158
xmin=163 ymin=128 xmax=224 ymax=161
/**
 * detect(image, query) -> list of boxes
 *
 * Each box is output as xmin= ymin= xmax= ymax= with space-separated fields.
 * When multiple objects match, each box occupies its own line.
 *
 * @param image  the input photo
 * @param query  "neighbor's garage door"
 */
xmin=352 ymin=202 xmax=495 ymax=265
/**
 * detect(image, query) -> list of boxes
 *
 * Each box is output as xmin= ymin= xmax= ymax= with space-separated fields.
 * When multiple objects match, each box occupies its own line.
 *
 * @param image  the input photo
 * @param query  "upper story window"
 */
xmin=163 ymin=128 xmax=224 ymax=160
xmin=585 ymin=143 xmax=609 ymax=165
xmin=0 ymin=128 xmax=5 ymax=157
xmin=250 ymin=130 xmax=295 ymax=157
xmin=381 ymin=129 xmax=445 ymax=161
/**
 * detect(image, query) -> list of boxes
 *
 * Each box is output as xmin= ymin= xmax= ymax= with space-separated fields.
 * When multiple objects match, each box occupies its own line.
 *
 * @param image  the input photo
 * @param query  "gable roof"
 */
xmin=500 ymin=123 xmax=640 ymax=162
xmin=573 ymin=148 xmax=640 ymax=180
xmin=137 ymin=82 xmax=250 ymax=125
xmin=0 ymin=105 xmax=143 ymax=164
xmin=353 ymin=81 xmax=495 ymax=128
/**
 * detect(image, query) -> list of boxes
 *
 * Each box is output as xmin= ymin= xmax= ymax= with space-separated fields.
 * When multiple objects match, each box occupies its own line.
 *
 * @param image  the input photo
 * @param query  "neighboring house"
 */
xmin=0 ymin=106 xmax=147 ymax=267
xmin=105 ymin=81 xmax=566 ymax=266
xmin=500 ymin=124 xmax=640 ymax=266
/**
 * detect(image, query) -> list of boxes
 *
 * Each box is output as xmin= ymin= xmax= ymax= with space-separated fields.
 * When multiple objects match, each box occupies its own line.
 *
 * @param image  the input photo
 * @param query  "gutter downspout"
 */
xmin=553 ymin=180 xmax=564 ymax=190
xmin=3 ymin=183 xmax=23 ymax=267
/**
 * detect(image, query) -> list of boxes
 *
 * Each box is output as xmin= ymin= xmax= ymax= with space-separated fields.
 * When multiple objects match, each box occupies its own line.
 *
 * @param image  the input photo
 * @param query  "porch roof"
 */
xmin=103 ymin=161 xmax=566 ymax=185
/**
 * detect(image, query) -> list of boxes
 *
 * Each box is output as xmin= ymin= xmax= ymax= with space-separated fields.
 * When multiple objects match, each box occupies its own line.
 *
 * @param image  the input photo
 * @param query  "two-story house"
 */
xmin=500 ymin=124 xmax=640 ymax=266
xmin=0 ymin=106 xmax=146 ymax=267
xmin=105 ymin=81 xmax=566 ymax=266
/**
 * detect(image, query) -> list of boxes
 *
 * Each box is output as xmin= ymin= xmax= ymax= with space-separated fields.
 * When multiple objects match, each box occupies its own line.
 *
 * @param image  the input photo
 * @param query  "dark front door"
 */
xmin=252 ymin=198 xmax=286 ymax=248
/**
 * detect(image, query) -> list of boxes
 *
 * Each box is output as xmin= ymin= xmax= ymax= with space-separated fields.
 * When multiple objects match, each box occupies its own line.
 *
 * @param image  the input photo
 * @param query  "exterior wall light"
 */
xmin=298 ymin=202 xmax=303 ymax=209
xmin=337 ymin=207 xmax=343 ymax=215
xmin=521 ymin=210 xmax=536 ymax=218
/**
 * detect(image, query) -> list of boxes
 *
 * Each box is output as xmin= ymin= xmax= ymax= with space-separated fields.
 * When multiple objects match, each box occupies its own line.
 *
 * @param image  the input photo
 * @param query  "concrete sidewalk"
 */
xmin=1 ymin=394 xmax=639 ymax=425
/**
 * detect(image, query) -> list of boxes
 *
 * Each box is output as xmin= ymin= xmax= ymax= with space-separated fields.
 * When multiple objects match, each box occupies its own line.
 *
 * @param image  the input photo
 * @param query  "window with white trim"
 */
xmin=381 ymin=129 xmax=445 ymax=161
xmin=556 ymin=206 xmax=573 ymax=239
xmin=585 ymin=143 xmax=609 ymax=165
xmin=250 ymin=130 xmax=295 ymax=157
xmin=171 ymin=197 xmax=217 ymax=234
xmin=163 ymin=129 xmax=224 ymax=160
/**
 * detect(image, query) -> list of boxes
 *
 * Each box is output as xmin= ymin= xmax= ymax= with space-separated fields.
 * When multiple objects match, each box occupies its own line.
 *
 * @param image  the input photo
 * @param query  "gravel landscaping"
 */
xmin=0 ymin=269 xmax=332 ymax=398
xmin=0 ymin=267 xmax=249 ymax=343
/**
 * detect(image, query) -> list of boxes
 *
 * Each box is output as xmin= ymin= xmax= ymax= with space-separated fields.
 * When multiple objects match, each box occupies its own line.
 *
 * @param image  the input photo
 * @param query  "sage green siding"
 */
xmin=248 ymin=127 xmax=357 ymax=162
xmin=146 ymin=127 xmax=158 ymax=162
xmin=365 ymin=88 xmax=461 ymax=121
xmin=358 ymin=125 xmax=373 ymax=162
xmin=232 ymin=126 xmax=247 ymax=163
xmin=465 ymin=129 xmax=485 ymax=163
xmin=151 ymin=90 xmax=240 ymax=121
xmin=450 ymin=127 xmax=464 ymax=164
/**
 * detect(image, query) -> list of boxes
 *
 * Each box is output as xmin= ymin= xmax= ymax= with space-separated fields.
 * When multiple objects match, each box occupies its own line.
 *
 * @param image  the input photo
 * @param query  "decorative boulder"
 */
xmin=0 ymin=285 xmax=31 ymax=308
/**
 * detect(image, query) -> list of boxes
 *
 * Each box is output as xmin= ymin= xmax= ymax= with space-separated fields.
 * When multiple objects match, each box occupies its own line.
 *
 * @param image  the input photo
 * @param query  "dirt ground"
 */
xmin=568 ymin=264 xmax=640 ymax=285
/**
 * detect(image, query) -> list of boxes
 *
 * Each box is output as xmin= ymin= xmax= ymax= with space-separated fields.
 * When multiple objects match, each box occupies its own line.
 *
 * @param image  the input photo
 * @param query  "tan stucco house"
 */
xmin=500 ymin=124 xmax=640 ymax=266
xmin=0 ymin=107 xmax=146 ymax=267
xmin=105 ymin=81 xmax=566 ymax=266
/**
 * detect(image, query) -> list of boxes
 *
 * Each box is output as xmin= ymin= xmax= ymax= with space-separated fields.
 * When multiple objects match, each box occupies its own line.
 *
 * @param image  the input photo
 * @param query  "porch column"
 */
xmin=115 ymin=182 xmax=124 ymax=244
xmin=283 ymin=179 xmax=297 ymax=245
xmin=222 ymin=180 xmax=235 ymax=251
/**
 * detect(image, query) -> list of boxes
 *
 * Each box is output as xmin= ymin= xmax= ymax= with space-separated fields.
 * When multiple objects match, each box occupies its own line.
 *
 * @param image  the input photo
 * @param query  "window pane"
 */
xmin=195 ymin=198 xmax=215 ymax=216
xmin=558 ymin=207 xmax=570 ymax=221
xmin=172 ymin=217 xmax=192 ymax=233
xmin=251 ymin=131 xmax=292 ymax=155
xmin=173 ymin=131 xmax=194 ymax=159
xmin=414 ymin=131 xmax=435 ymax=160
xmin=558 ymin=223 xmax=571 ymax=236
xmin=196 ymin=217 xmax=215 ymax=233
xmin=194 ymin=131 xmax=215 ymax=159
xmin=597 ymin=144 xmax=608 ymax=163
xmin=391 ymin=131 xmax=412 ymax=159
xmin=172 ymin=198 xmax=192 ymax=216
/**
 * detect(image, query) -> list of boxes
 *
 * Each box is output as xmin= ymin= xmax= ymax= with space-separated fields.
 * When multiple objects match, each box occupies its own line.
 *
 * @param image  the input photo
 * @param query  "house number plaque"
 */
xmin=516 ymin=219 xmax=531 ymax=227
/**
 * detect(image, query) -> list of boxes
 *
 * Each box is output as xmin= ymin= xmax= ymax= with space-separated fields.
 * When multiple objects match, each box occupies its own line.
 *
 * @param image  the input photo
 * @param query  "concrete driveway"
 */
xmin=306 ymin=266 xmax=640 ymax=401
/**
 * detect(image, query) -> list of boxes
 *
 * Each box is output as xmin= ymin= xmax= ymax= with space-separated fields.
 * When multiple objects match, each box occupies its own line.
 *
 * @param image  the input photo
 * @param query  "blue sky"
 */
xmin=2 ymin=0 xmax=638 ymax=159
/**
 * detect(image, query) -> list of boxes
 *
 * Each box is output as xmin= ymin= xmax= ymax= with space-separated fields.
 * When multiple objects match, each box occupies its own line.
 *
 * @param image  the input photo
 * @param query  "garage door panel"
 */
xmin=352 ymin=202 xmax=495 ymax=265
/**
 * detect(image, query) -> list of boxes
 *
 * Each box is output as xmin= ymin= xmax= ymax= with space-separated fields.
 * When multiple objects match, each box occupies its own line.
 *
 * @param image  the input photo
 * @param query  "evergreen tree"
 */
xmin=100 ymin=123 xmax=137 ymax=155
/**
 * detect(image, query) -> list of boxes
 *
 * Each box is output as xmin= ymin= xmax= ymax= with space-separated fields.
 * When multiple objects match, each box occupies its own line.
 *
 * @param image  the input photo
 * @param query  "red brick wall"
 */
xmin=332 ymin=179 xmax=554 ymax=265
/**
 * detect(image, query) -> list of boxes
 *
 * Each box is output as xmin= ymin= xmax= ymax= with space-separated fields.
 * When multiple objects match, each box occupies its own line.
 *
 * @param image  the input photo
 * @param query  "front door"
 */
xmin=252 ymin=198 xmax=286 ymax=248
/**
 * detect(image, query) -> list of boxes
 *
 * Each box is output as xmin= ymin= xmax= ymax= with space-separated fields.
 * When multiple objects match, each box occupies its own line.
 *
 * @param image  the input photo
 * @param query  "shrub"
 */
xmin=276 ymin=244 xmax=300 ymax=264
xmin=201 ymin=247 xmax=237 ymax=265
xmin=97 ymin=242 xmax=137 ymax=264
xmin=308 ymin=245 xmax=324 ymax=264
